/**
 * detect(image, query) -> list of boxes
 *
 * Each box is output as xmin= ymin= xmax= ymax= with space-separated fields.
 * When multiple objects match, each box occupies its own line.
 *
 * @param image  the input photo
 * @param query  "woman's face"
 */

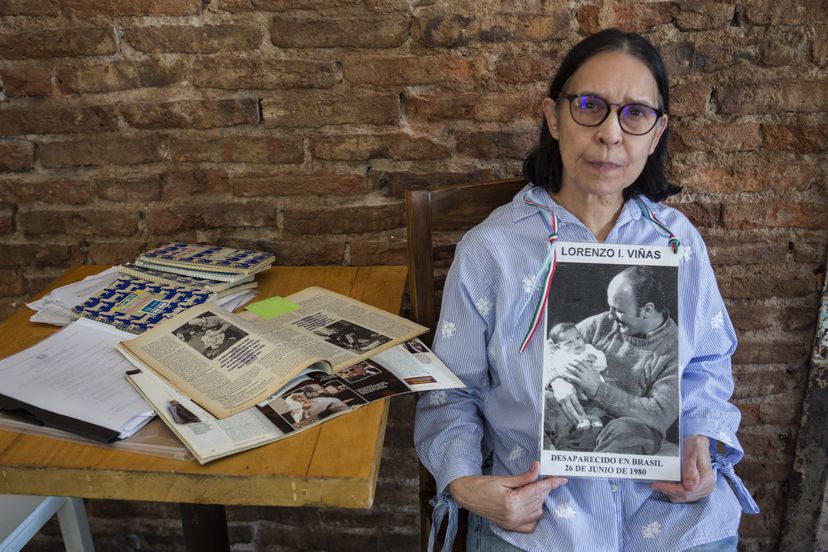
xmin=542 ymin=51 xmax=668 ymax=203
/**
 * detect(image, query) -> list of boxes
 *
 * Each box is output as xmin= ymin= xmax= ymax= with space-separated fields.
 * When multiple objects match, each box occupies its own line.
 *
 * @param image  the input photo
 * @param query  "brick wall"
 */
xmin=1 ymin=1 xmax=825 ymax=551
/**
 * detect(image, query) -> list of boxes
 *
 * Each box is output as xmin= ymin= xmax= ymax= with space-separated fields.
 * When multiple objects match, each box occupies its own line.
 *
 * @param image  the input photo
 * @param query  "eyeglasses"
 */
xmin=563 ymin=94 xmax=665 ymax=136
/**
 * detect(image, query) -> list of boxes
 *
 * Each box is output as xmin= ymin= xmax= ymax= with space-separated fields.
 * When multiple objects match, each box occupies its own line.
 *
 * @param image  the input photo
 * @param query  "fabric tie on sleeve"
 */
xmin=711 ymin=451 xmax=760 ymax=514
xmin=428 ymin=492 xmax=459 ymax=552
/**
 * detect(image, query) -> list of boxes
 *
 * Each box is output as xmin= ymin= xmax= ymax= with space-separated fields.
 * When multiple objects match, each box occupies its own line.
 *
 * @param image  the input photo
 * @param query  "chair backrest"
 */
xmin=405 ymin=177 xmax=526 ymax=345
xmin=405 ymin=177 xmax=525 ymax=552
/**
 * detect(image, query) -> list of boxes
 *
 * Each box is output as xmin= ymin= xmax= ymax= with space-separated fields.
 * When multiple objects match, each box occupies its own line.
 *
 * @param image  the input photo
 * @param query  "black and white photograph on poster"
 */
xmin=312 ymin=320 xmax=390 ymax=354
xmin=540 ymin=243 xmax=681 ymax=481
xmin=173 ymin=311 xmax=248 ymax=360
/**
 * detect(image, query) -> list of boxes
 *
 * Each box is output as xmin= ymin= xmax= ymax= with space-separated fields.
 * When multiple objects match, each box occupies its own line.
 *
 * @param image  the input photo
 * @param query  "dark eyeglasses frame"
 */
xmin=563 ymin=94 xmax=666 ymax=136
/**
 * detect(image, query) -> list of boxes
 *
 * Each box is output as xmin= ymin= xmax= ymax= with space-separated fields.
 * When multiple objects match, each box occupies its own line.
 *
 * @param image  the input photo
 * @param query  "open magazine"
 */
xmin=126 ymin=338 xmax=464 ymax=463
xmin=540 ymin=243 xmax=681 ymax=481
xmin=116 ymin=287 xmax=428 ymax=419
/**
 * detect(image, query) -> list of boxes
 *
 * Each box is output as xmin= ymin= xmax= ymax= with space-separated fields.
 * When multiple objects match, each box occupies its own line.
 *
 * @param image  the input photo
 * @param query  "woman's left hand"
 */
xmin=650 ymin=435 xmax=715 ymax=502
xmin=561 ymin=359 xmax=602 ymax=398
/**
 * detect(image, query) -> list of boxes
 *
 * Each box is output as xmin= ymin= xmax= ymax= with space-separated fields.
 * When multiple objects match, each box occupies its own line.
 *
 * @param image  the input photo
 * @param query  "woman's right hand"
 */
xmin=448 ymin=461 xmax=566 ymax=532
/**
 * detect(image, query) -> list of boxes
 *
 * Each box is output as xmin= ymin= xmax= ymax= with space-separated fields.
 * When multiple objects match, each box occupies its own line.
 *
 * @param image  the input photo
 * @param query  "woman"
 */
xmin=414 ymin=29 xmax=758 ymax=552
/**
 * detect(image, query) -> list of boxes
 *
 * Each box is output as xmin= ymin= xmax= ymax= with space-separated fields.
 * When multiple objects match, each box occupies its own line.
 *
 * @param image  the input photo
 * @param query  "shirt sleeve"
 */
xmin=678 ymin=229 xmax=745 ymax=464
xmin=413 ymin=238 xmax=493 ymax=495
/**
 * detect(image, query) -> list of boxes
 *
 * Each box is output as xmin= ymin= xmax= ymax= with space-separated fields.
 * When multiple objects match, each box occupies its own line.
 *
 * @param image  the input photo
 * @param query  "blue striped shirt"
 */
xmin=414 ymin=185 xmax=759 ymax=552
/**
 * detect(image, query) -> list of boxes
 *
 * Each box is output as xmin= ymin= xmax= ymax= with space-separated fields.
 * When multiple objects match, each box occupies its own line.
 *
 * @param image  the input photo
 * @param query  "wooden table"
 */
xmin=0 ymin=265 xmax=408 ymax=552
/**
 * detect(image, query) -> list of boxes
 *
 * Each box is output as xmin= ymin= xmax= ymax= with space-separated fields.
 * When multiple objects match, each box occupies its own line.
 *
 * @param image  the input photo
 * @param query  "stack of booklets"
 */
xmin=70 ymin=243 xmax=274 ymax=334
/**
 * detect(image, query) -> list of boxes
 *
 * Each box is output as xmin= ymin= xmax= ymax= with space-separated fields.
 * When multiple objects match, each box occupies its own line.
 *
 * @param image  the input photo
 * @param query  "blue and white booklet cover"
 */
xmin=540 ymin=243 xmax=681 ymax=481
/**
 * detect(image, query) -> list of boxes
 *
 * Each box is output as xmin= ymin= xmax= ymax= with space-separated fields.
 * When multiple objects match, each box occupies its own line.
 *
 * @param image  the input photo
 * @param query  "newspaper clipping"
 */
xmin=540 ymin=243 xmax=681 ymax=481
xmin=118 ymin=287 xmax=427 ymax=419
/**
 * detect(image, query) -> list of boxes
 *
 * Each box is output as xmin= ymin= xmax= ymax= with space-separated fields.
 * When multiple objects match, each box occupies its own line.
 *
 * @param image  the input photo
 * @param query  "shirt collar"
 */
xmin=511 ymin=184 xmax=644 ymax=227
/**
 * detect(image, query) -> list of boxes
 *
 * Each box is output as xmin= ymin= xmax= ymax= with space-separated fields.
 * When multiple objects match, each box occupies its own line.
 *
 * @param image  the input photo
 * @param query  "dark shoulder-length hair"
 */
xmin=523 ymin=28 xmax=680 ymax=202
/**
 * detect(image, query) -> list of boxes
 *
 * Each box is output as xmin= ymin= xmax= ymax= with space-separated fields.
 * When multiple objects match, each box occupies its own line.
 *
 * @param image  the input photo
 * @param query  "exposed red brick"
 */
xmin=707 ymin=241 xmax=787 ymax=266
xmin=406 ymin=92 xmax=539 ymax=123
xmin=612 ymin=2 xmax=676 ymax=32
xmin=146 ymin=202 xmax=277 ymax=234
xmin=0 ymin=106 xmax=118 ymax=136
xmin=283 ymin=202 xmax=403 ymax=234
xmin=495 ymin=52 xmax=559 ymax=83
xmin=456 ymin=130 xmax=536 ymax=159
xmin=672 ymin=122 xmax=761 ymax=152
xmin=759 ymin=401 xmax=802 ymax=425
xmin=192 ymin=59 xmax=339 ymax=90
xmin=414 ymin=11 xmax=568 ymax=47
xmin=720 ymin=266 xmax=816 ymax=300
xmin=668 ymin=200 xmax=721 ymax=227
xmin=233 ymin=172 xmax=364 ymax=197
xmin=170 ymin=136 xmax=303 ymax=164
xmin=0 ymin=67 xmax=52 ymax=97
xmin=161 ymin=169 xmax=231 ymax=200
xmin=732 ymin=337 xmax=811 ymax=364
xmin=63 ymin=0 xmax=200 ymax=16
xmin=219 ymin=0 xmax=407 ymax=10
xmin=39 ymin=135 xmax=167 ymax=167
xmin=724 ymin=200 xmax=828 ymax=229
xmin=311 ymin=133 xmax=450 ymax=161
xmin=738 ymin=461 xmax=792 ymax=482
xmin=660 ymin=40 xmax=695 ymax=76
xmin=271 ymin=15 xmax=409 ymax=48
xmin=18 ymin=209 xmax=140 ymax=236
xmin=743 ymin=0 xmax=827 ymax=25
xmin=124 ymin=25 xmax=261 ymax=54
xmin=763 ymin=124 xmax=828 ymax=153
xmin=0 ymin=205 xmax=12 ymax=234
xmin=0 ymin=243 xmax=82 ymax=267
xmin=343 ymin=55 xmax=475 ymax=85
xmin=0 ymin=177 xmax=91 ymax=205
xmin=57 ymin=60 xmax=187 ymax=94
xmin=0 ymin=28 xmax=116 ymax=60
xmin=814 ymin=29 xmax=828 ymax=66
xmin=269 ymin=238 xmax=345 ymax=265
xmin=674 ymin=1 xmax=734 ymax=30
xmin=677 ymin=161 xmax=815 ymax=194
xmin=669 ymin=82 xmax=712 ymax=116
xmin=760 ymin=26 xmax=811 ymax=66
xmin=348 ymin=233 xmax=407 ymax=265
xmin=0 ymin=141 xmax=34 ymax=172
xmin=92 ymin=175 xmax=163 ymax=202
xmin=0 ymin=0 xmax=57 ymax=16
xmin=262 ymin=93 xmax=399 ymax=127
xmin=732 ymin=365 xmax=796 ymax=399
xmin=87 ymin=241 xmax=149 ymax=264
xmin=0 ymin=268 xmax=25 ymax=295
xmin=720 ymin=80 xmax=827 ymax=114
xmin=576 ymin=4 xmax=602 ymax=36
xmin=120 ymin=100 xmax=258 ymax=130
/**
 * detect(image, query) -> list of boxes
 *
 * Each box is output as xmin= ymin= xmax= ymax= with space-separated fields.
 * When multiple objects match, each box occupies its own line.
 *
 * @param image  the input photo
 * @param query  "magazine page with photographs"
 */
xmin=540 ymin=243 xmax=681 ymax=482
xmin=126 ymin=338 xmax=464 ymax=463
xmin=118 ymin=287 xmax=428 ymax=420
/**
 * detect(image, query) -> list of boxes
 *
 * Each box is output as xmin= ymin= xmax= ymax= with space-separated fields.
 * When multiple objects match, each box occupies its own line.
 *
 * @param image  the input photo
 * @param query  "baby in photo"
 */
xmin=543 ymin=322 xmax=609 ymax=450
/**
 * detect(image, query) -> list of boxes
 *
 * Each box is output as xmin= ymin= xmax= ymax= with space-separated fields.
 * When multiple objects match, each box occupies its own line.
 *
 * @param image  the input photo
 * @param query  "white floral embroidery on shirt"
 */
xmin=522 ymin=276 xmax=534 ymax=293
xmin=641 ymin=521 xmax=662 ymax=539
xmin=440 ymin=321 xmax=456 ymax=338
xmin=718 ymin=431 xmax=735 ymax=447
xmin=475 ymin=297 xmax=493 ymax=317
xmin=429 ymin=390 xmax=448 ymax=406
xmin=507 ymin=445 xmax=524 ymax=462
xmin=678 ymin=245 xmax=693 ymax=262
xmin=554 ymin=504 xmax=576 ymax=520
xmin=711 ymin=311 xmax=724 ymax=330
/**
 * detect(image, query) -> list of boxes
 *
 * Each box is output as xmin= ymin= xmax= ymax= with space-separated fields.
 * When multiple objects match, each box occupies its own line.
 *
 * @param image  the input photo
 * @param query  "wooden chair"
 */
xmin=405 ymin=177 xmax=526 ymax=552
xmin=0 ymin=495 xmax=94 ymax=551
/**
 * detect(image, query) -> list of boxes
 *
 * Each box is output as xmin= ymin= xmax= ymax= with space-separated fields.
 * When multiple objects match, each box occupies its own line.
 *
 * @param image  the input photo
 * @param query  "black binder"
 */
xmin=0 ymin=394 xmax=120 ymax=443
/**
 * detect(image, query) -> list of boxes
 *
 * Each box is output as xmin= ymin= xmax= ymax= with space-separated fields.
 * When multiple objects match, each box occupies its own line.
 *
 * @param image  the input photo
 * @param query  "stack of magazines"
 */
xmin=69 ymin=243 xmax=274 ymax=334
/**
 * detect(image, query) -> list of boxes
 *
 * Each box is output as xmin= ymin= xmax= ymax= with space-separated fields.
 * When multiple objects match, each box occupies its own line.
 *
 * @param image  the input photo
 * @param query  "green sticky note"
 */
xmin=245 ymin=296 xmax=301 ymax=319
